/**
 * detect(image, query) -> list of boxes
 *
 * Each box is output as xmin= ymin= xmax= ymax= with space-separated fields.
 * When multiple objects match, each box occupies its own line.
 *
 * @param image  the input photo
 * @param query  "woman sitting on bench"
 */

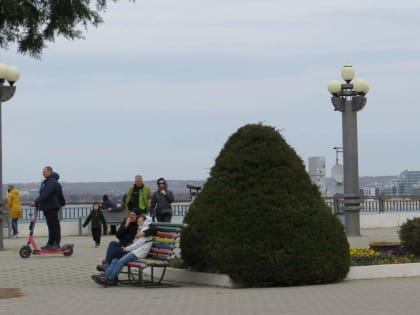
xmin=91 ymin=214 xmax=156 ymax=286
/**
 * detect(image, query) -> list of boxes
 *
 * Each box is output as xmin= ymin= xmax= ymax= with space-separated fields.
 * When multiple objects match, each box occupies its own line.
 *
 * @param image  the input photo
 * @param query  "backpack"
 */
xmin=56 ymin=182 xmax=66 ymax=207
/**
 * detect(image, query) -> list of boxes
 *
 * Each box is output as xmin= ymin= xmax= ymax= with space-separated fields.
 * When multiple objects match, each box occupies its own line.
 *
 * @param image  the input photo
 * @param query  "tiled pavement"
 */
xmin=1 ymin=229 xmax=420 ymax=315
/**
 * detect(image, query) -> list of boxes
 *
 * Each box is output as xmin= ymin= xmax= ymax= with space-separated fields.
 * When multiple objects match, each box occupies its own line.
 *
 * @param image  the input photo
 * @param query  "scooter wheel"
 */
xmin=19 ymin=245 xmax=32 ymax=258
xmin=63 ymin=246 xmax=73 ymax=257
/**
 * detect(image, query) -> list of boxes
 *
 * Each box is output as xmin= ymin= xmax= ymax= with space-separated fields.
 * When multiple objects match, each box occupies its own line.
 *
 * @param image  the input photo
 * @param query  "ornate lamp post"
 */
xmin=0 ymin=63 xmax=20 ymax=249
xmin=327 ymin=61 xmax=369 ymax=236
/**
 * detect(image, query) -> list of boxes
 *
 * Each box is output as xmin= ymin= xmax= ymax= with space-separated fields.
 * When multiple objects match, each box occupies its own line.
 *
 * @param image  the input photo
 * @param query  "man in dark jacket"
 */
xmin=34 ymin=166 xmax=62 ymax=250
xmin=97 ymin=210 xmax=138 ymax=271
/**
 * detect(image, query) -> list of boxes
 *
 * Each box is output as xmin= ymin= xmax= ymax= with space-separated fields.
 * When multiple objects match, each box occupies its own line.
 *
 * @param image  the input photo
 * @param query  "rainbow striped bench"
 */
xmin=120 ymin=222 xmax=187 ymax=287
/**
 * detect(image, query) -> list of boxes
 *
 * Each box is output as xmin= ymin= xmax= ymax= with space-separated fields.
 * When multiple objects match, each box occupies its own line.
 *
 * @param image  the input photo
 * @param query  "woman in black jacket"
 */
xmin=151 ymin=178 xmax=175 ymax=222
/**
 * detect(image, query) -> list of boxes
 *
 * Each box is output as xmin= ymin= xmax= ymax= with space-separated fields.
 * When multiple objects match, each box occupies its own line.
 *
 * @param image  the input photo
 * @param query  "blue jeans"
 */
xmin=105 ymin=252 xmax=137 ymax=280
xmin=104 ymin=241 xmax=125 ymax=265
xmin=11 ymin=219 xmax=18 ymax=235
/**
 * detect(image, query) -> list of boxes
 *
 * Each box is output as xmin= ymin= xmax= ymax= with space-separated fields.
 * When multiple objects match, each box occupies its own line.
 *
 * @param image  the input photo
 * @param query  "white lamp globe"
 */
xmin=341 ymin=61 xmax=355 ymax=83
xmin=328 ymin=80 xmax=342 ymax=94
xmin=5 ymin=66 xmax=20 ymax=84
xmin=354 ymin=79 xmax=369 ymax=94
xmin=0 ymin=63 xmax=8 ymax=79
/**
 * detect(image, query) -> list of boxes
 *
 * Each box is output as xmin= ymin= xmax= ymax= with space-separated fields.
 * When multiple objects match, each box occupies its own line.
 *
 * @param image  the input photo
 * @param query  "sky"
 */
xmin=1 ymin=0 xmax=420 ymax=183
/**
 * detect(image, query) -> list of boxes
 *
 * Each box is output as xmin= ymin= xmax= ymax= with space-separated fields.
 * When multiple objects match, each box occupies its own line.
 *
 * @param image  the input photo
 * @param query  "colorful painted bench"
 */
xmin=119 ymin=222 xmax=187 ymax=287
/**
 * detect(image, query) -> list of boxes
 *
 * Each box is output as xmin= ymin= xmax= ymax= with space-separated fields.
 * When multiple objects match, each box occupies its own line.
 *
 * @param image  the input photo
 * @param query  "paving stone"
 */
xmin=1 ymin=230 xmax=420 ymax=315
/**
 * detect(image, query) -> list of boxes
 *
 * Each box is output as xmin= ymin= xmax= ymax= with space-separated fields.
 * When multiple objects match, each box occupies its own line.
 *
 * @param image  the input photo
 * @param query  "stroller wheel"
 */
xmin=19 ymin=245 xmax=32 ymax=258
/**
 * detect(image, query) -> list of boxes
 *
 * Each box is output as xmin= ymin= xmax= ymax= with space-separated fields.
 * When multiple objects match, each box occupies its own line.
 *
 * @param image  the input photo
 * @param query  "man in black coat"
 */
xmin=97 ymin=210 xmax=138 ymax=271
xmin=34 ymin=166 xmax=63 ymax=250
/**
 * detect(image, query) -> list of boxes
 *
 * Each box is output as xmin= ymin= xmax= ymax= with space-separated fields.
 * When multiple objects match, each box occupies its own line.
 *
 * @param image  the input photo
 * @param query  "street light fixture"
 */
xmin=327 ymin=61 xmax=369 ymax=236
xmin=0 ymin=63 xmax=20 ymax=249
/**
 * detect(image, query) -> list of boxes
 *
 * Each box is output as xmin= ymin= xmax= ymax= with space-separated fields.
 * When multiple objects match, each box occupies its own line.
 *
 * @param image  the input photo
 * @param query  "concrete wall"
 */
xmin=2 ymin=216 xmax=186 ymax=238
xmin=360 ymin=212 xmax=420 ymax=228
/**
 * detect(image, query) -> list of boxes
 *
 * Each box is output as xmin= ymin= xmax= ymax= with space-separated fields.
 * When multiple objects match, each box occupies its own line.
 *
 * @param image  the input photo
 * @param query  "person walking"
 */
xmin=7 ymin=184 xmax=23 ymax=238
xmin=151 ymin=177 xmax=175 ymax=222
xmin=125 ymin=175 xmax=152 ymax=215
xmin=83 ymin=201 xmax=108 ymax=247
xmin=33 ymin=166 xmax=64 ymax=250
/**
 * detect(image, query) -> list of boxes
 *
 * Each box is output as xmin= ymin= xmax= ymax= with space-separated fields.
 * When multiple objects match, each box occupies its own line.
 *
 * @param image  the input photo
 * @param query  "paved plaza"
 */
xmin=1 ymin=228 xmax=420 ymax=315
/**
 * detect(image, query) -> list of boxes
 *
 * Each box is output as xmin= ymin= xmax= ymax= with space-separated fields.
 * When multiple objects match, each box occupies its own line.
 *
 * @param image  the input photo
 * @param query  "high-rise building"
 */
xmin=382 ymin=170 xmax=420 ymax=196
xmin=308 ymin=156 xmax=326 ymax=196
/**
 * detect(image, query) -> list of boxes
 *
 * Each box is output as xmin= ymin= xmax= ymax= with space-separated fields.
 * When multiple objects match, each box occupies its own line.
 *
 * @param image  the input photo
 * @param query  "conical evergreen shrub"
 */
xmin=181 ymin=123 xmax=349 ymax=287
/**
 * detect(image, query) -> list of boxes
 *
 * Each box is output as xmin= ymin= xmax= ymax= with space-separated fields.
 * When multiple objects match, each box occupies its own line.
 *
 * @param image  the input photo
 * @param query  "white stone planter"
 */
xmin=145 ymin=268 xmax=236 ymax=288
xmin=147 ymin=263 xmax=420 ymax=288
xmin=345 ymin=262 xmax=420 ymax=280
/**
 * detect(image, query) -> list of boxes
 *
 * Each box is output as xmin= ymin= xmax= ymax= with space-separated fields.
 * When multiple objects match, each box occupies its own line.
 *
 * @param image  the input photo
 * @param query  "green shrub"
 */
xmin=399 ymin=217 xmax=420 ymax=256
xmin=181 ymin=124 xmax=350 ymax=287
xmin=168 ymin=257 xmax=186 ymax=269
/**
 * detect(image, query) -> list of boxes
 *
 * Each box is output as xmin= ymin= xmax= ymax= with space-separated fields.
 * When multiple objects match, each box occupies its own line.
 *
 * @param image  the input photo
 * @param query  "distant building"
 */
xmin=361 ymin=187 xmax=376 ymax=198
xmin=308 ymin=156 xmax=326 ymax=197
xmin=382 ymin=170 xmax=420 ymax=196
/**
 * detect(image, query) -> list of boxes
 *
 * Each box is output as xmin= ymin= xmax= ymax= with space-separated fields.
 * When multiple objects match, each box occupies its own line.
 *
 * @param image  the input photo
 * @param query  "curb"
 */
xmin=345 ymin=262 xmax=420 ymax=280
xmin=149 ymin=263 xmax=420 ymax=288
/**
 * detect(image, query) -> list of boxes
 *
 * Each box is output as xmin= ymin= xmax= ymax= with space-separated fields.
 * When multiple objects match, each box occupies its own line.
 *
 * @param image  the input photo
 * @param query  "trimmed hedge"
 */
xmin=399 ymin=217 xmax=420 ymax=256
xmin=181 ymin=124 xmax=350 ymax=287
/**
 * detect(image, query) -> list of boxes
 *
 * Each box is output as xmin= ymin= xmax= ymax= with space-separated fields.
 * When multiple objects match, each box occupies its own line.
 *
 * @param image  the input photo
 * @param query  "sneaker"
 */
xmin=102 ymin=276 xmax=118 ymax=287
xmin=41 ymin=243 xmax=52 ymax=250
xmin=91 ymin=274 xmax=117 ymax=287
xmin=96 ymin=263 xmax=108 ymax=272
xmin=91 ymin=273 xmax=107 ymax=285
xmin=95 ymin=243 xmax=100 ymax=248
xmin=49 ymin=243 xmax=60 ymax=250
xmin=12 ymin=235 xmax=18 ymax=239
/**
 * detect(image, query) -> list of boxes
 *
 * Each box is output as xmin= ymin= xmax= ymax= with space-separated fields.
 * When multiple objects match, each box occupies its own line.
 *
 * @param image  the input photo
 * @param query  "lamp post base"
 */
xmin=345 ymin=210 xmax=361 ymax=237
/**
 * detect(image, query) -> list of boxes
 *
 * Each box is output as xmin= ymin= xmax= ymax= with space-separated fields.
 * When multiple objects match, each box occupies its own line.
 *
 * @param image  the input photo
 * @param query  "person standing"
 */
xmin=83 ymin=201 xmax=108 ymax=247
xmin=7 ymin=184 xmax=23 ymax=238
xmin=125 ymin=175 xmax=152 ymax=215
xmin=34 ymin=166 xmax=63 ymax=250
xmin=151 ymin=177 xmax=175 ymax=222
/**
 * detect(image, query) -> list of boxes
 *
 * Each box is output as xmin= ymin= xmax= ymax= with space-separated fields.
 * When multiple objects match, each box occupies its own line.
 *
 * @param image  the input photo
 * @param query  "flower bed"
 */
xmin=369 ymin=241 xmax=401 ymax=252
xmin=350 ymin=246 xmax=420 ymax=266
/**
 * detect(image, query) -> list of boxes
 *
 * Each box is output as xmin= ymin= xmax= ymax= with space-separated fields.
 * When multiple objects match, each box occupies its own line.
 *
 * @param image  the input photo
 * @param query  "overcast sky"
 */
xmin=1 ymin=0 xmax=420 ymax=183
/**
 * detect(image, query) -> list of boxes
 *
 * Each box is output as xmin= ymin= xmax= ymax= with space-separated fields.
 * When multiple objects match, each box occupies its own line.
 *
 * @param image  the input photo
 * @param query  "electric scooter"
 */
xmin=19 ymin=207 xmax=74 ymax=258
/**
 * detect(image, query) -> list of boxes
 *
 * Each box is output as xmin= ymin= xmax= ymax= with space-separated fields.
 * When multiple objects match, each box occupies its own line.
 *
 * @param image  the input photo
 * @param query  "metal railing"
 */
xmin=325 ymin=195 xmax=420 ymax=214
xmin=15 ymin=197 xmax=420 ymax=222
xmin=19 ymin=202 xmax=192 ymax=222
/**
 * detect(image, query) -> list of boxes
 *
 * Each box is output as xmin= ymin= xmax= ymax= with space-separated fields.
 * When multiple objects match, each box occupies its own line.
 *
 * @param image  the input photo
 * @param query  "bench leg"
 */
xmin=120 ymin=265 xmax=173 ymax=287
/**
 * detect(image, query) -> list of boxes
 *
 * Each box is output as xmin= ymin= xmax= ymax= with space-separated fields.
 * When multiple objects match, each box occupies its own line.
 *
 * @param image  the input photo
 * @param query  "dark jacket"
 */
xmin=83 ymin=209 xmax=107 ymax=232
xmin=115 ymin=219 xmax=138 ymax=246
xmin=151 ymin=183 xmax=175 ymax=216
xmin=101 ymin=199 xmax=117 ymax=210
xmin=35 ymin=172 xmax=61 ymax=211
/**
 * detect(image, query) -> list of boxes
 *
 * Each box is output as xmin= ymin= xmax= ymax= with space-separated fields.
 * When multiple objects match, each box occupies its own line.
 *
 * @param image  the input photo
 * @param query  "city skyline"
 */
xmin=1 ymin=1 xmax=420 ymax=183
